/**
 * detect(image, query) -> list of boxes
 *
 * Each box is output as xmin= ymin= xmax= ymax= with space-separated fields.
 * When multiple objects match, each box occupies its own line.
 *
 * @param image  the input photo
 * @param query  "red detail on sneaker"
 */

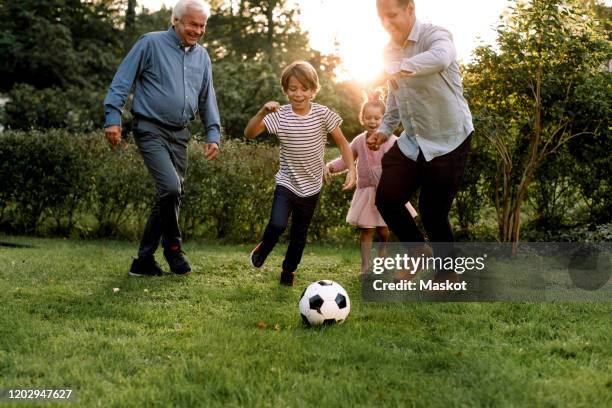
xmin=170 ymin=245 xmax=180 ymax=251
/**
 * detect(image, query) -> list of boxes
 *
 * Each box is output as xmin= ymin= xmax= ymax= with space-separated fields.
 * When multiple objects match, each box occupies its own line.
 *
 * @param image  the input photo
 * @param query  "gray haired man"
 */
xmin=103 ymin=0 xmax=221 ymax=276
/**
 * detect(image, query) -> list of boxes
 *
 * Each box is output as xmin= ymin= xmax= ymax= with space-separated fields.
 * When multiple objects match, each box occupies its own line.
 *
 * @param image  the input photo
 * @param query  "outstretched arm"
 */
xmin=244 ymin=101 xmax=280 ymax=139
xmin=329 ymin=126 xmax=356 ymax=190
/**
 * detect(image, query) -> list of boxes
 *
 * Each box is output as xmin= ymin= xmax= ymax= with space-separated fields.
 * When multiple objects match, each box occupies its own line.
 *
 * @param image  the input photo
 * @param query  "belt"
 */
xmin=133 ymin=113 xmax=187 ymax=132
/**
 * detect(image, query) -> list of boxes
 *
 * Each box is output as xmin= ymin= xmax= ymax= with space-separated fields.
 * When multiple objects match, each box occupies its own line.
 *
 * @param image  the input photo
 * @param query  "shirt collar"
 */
xmin=167 ymin=26 xmax=196 ymax=51
xmin=389 ymin=19 xmax=422 ymax=50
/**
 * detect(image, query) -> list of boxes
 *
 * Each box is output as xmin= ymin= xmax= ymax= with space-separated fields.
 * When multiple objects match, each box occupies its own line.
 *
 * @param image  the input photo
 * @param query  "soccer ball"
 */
xmin=299 ymin=280 xmax=350 ymax=326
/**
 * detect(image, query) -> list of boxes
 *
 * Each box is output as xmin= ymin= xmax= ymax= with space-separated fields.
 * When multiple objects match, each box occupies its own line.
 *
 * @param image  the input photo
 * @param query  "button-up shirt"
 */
xmin=103 ymin=27 xmax=221 ymax=144
xmin=378 ymin=19 xmax=473 ymax=161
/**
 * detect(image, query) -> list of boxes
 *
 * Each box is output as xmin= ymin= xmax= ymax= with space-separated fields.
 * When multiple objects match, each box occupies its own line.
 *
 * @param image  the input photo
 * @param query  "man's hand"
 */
xmin=204 ymin=143 xmax=219 ymax=160
xmin=366 ymin=131 xmax=389 ymax=151
xmin=261 ymin=101 xmax=280 ymax=114
xmin=105 ymin=125 xmax=122 ymax=148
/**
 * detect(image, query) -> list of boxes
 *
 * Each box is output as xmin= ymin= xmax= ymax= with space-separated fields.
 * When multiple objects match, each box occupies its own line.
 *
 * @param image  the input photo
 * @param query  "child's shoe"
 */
xmin=280 ymin=270 xmax=295 ymax=286
xmin=250 ymin=242 xmax=266 ymax=268
xmin=164 ymin=245 xmax=192 ymax=276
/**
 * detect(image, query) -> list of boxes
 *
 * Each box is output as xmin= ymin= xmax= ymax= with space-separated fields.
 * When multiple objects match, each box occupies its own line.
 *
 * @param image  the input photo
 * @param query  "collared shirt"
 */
xmin=378 ymin=19 xmax=473 ymax=161
xmin=103 ymin=27 xmax=221 ymax=144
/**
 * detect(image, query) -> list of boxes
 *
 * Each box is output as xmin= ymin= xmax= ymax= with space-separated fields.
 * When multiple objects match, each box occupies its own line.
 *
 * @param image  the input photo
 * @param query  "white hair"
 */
xmin=171 ymin=0 xmax=211 ymax=23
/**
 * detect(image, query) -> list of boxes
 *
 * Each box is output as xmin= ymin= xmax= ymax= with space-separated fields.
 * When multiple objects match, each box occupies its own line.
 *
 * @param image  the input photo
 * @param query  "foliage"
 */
xmin=4 ymin=84 xmax=106 ymax=131
xmin=464 ymin=0 xmax=611 ymax=247
xmin=0 ymin=0 xmax=123 ymax=91
xmin=0 ymin=131 xmax=354 ymax=243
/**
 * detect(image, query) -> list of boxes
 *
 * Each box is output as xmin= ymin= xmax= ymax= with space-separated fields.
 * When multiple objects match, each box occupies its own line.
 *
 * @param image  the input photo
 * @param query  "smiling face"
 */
xmin=361 ymin=105 xmax=385 ymax=133
xmin=376 ymin=0 xmax=415 ymax=45
xmin=173 ymin=7 xmax=208 ymax=46
xmin=285 ymin=76 xmax=317 ymax=114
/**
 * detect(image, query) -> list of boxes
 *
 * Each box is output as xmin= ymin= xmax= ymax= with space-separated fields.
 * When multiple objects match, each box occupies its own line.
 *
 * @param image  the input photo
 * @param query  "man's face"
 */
xmin=174 ymin=8 xmax=207 ymax=46
xmin=376 ymin=0 xmax=415 ymax=44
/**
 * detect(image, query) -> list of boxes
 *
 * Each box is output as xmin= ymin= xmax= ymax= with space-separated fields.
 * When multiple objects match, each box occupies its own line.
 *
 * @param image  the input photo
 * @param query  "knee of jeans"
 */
xmin=159 ymin=183 xmax=182 ymax=199
xmin=269 ymin=220 xmax=288 ymax=235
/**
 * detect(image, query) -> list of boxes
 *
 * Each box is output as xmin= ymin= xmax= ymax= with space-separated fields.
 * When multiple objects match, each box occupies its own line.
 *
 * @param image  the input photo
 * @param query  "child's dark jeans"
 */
xmin=258 ymin=185 xmax=320 ymax=272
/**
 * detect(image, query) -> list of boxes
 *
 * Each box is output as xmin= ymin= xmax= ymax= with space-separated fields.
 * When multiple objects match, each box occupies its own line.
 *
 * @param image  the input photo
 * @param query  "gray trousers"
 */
xmin=133 ymin=118 xmax=190 ymax=258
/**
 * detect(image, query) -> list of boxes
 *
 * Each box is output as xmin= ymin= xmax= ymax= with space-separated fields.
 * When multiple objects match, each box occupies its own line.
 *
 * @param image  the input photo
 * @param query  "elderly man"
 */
xmin=103 ymin=0 xmax=220 ymax=276
xmin=369 ymin=0 xmax=474 ymax=280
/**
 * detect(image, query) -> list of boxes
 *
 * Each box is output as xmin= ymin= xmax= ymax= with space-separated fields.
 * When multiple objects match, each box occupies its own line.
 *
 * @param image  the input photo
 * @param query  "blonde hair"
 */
xmin=359 ymin=89 xmax=386 ymax=124
xmin=280 ymin=61 xmax=320 ymax=94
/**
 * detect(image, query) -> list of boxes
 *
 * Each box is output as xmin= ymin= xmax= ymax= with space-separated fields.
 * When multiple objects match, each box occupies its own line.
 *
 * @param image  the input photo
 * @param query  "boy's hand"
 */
xmin=323 ymin=164 xmax=332 ymax=184
xmin=261 ymin=101 xmax=280 ymax=114
xmin=342 ymin=166 xmax=356 ymax=190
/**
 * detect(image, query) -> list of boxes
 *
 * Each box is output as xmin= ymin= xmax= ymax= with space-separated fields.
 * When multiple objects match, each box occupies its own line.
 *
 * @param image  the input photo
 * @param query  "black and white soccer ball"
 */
xmin=299 ymin=280 xmax=350 ymax=326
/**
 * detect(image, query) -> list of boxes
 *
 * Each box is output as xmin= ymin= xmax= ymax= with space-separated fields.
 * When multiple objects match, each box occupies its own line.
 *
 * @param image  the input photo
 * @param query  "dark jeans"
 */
xmin=258 ymin=185 xmax=320 ymax=273
xmin=375 ymin=134 xmax=472 ymax=260
xmin=133 ymin=118 xmax=189 ymax=258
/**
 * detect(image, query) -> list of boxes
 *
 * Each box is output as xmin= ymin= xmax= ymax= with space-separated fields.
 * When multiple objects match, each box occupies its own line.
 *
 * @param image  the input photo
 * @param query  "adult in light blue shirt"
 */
xmin=370 ymin=0 xmax=474 ymax=281
xmin=103 ymin=0 xmax=220 ymax=277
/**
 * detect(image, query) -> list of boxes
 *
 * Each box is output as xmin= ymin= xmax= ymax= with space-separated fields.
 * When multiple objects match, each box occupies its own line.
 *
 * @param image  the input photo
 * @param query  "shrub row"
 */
xmin=0 ymin=130 xmax=355 ymax=244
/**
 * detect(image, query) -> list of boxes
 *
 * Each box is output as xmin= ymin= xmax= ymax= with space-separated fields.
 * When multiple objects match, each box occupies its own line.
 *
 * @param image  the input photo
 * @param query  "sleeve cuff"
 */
xmin=104 ymin=109 xmax=122 ymax=127
xmin=399 ymin=59 xmax=417 ymax=73
xmin=377 ymin=126 xmax=393 ymax=137
xmin=205 ymin=127 xmax=221 ymax=145
xmin=384 ymin=61 xmax=401 ymax=75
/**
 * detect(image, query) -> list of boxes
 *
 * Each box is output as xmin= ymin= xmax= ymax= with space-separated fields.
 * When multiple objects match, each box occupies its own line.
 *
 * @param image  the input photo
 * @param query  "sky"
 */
xmin=137 ymin=0 xmax=578 ymax=81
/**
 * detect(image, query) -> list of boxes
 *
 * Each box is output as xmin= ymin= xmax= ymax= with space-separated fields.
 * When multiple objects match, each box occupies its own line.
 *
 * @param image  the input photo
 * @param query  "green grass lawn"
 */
xmin=0 ymin=236 xmax=611 ymax=407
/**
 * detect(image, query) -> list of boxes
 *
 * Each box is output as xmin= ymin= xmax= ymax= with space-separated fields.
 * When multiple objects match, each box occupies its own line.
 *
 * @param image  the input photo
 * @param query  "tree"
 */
xmin=465 ymin=0 xmax=610 ymax=250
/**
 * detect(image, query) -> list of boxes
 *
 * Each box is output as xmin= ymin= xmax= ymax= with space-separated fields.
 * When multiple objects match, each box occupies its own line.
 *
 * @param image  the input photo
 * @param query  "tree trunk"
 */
xmin=124 ymin=0 xmax=137 ymax=52
xmin=265 ymin=0 xmax=277 ymax=62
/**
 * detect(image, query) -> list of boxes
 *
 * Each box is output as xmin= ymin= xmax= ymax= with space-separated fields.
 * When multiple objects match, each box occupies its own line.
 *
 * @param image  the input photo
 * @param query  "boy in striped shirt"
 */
xmin=244 ymin=61 xmax=356 ymax=286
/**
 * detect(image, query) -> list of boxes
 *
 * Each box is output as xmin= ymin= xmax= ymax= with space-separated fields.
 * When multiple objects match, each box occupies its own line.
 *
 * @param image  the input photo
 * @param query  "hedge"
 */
xmin=0 ymin=130 xmax=355 ymax=244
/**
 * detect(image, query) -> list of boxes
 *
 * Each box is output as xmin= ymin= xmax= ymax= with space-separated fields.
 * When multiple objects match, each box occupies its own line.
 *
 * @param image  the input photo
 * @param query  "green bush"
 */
xmin=0 ymin=131 xmax=356 ymax=243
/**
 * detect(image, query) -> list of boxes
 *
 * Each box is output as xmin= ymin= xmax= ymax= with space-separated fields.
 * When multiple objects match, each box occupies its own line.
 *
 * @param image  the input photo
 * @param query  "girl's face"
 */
xmin=362 ymin=106 xmax=384 ymax=133
xmin=285 ymin=76 xmax=316 ymax=113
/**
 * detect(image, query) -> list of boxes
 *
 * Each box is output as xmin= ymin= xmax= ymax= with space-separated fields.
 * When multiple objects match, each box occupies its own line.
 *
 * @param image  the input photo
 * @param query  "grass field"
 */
xmin=1 ymin=236 xmax=611 ymax=407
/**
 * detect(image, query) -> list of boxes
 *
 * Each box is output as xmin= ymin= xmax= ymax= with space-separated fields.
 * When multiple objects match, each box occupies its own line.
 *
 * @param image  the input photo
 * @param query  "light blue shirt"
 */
xmin=378 ymin=20 xmax=473 ymax=161
xmin=104 ymin=27 xmax=221 ymax=144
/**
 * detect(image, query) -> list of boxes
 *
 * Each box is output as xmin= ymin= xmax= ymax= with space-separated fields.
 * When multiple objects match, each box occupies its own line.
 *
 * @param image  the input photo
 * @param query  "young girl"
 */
xmin=325 ymin=90 xmax=417 ymax=276
xmin=244 ymin=60 xmax=356 ymax=286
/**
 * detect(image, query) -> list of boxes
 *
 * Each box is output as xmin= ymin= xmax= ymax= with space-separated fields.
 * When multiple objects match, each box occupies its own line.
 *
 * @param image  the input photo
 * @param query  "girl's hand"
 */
xmin=261 ymin=101 xmax=280 ymax=114
xmin=342 ymin=166 xmax=356 ymax=190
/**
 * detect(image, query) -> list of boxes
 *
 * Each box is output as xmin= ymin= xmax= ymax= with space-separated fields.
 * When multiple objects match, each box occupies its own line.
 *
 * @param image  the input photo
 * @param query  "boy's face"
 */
xmin=285 ymin=76 xmax=316 ymax=111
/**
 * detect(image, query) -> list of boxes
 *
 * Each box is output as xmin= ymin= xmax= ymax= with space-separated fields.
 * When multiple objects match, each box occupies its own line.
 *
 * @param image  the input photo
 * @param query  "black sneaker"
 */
xmin=164 ymin=245 xmax=192 ymax=275
xmin=250 ymin=242 xmax=266 ymax=268
xmin=280 ymin=270 xmax=295 ymax=286
xmin=129 ymin=256 xmax=165 ymax=277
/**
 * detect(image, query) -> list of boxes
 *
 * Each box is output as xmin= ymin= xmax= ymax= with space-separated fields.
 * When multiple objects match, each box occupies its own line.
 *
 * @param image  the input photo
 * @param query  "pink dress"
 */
xmin=328 ymin=132 xmax=417 ymax=228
